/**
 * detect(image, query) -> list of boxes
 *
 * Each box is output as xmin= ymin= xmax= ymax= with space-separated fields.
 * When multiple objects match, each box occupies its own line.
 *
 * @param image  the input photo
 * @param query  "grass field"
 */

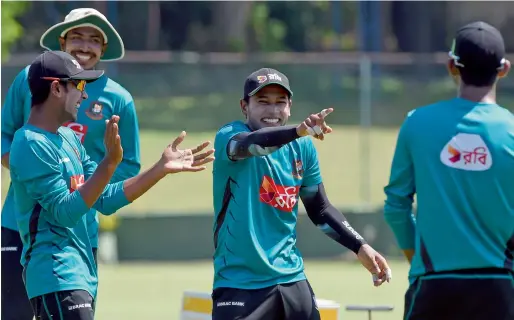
xmin=94 ymin=259 xmax=410 ymax=320
xmin=1 ymin=125 xmax=400 ymax=214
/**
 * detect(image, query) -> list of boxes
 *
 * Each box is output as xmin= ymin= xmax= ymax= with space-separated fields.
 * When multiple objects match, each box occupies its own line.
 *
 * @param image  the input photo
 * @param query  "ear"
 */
xmin=240 ymin=99 xmax=248 ymax=118
xmin=498 ymin=59 xmax=510 ymax=79
xmin=447 ymin=59 xmax=460 ymax=78
xmin=286 ymin=99 xmax=292 ymax=116
xmin=51 ymin=81 xmax=63 ymax=98
xmin=59 ymin=37 xmax=66 ymax=51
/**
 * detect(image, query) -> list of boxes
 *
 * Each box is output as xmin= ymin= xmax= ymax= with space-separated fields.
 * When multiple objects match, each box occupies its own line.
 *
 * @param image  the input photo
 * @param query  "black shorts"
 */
xmin=212 ymin=279 xmax=320 ymax=320
xmin=30 ymin=289 xmax=95 ymax=320
xmin=404 ymin=268 xmax=514 ymax=320
xmin=1 ymin=227 xmax=34 ymax=320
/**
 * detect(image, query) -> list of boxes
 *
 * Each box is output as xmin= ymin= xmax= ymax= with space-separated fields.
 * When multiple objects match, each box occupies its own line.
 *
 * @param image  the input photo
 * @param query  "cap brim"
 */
xmin=249 ymin=81 xmax=294 ymax=97
xmin=70 ymin=69 xmax=104 ymax=82
xmin=40 ymin=15 xmax=124 ymax=61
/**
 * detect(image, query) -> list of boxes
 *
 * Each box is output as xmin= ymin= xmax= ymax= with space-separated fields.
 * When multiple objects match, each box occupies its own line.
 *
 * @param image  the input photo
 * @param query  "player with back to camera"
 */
xmin=211 ymin=68 xmax=392 ymax=320
xmin=1 ymin=8 xmax=141 ymax=320
xmin=384 ymin=21 xmax=514 ymax=320
xmin=8 ymin=50 xmax=214 ymax=320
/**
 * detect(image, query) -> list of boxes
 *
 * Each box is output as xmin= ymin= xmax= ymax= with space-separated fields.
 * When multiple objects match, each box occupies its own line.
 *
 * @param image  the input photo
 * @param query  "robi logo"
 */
xmin=259 ymin=176 xmax=300 ymax=213
xmin=70 ymin=175 xmax=85 ymax=192
xmin=63 ymin=122 xmax=88 ymax=143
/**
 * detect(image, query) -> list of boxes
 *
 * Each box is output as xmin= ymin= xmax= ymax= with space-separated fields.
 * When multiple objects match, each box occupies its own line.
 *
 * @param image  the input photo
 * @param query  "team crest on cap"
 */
xmin=257 ymin=75 xmax=267 ymax=83
xmin=71 ymin=59 xmax=83 ymax=70
xmin=86 ymin=101 xmax=104 ymax=120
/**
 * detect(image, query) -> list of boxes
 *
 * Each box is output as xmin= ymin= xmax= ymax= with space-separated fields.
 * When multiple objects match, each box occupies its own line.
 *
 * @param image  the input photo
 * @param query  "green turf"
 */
xmin=95 ymin=259 xmax=410 ymax=320
xmin=1 ymin=126 xmax=400 ymax=214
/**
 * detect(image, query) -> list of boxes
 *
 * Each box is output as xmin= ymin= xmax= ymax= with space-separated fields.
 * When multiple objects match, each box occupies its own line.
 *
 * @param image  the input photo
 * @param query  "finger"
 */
xmin=192 ymin=155 xmax=215 ymax=166
xmin=171 ymin=131 xmax=186 ymax=150
xmin=323 ymin=125 xmax=333 ymax=134
xmin=190 ymin=141 xmax=211 ymax=154
xmin=193 ymin=149 xmax=215 ymax=161
xmin=319 ymin=108 xmax=334 ymax=119
xmin=182 ymin=165 xmax=207 ymax=172
xmin=304 ymin=118 xmax=314 ymax=128
xmin=111 ymin=123 xmax=119 ymax=147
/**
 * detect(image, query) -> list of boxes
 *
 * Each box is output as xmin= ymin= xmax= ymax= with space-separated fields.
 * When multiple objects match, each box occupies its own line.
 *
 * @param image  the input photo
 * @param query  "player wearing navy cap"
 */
xmin=9 ymin=51 xmax=214 ymax=320
xmin=384 ymin=21 xmax=514 ymax=319
xmin=211 ymin=68 xmax=391 ymax=320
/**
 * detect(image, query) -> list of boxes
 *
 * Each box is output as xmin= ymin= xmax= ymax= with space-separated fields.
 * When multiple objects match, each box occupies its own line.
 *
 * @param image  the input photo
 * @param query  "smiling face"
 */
xmin=50 ymin=79 xmax=88 ymax=123
xmin=240 ymin=84 xmax=292 ymax=131
xmin=59 ymin=26 xmax=106 ymax=70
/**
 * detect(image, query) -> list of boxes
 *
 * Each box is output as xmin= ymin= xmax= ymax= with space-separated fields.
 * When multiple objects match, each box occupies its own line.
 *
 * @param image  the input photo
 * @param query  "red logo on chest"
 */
xmin=63 ymin=122 xmax=88 ymax=143
xmin=259 ymin=176 xmax=300 ymax=213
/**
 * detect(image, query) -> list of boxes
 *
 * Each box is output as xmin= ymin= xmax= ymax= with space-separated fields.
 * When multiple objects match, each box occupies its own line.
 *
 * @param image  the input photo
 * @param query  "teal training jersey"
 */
xmin=384 ymin=98 xmax=514 ymax=283
xmin=9 ymin=125 xmax=130 ymax=299
xmin=1 ymin=66 xmax=141 ymax=248
xmin=212 ymin=121 xmax=322 ymax=290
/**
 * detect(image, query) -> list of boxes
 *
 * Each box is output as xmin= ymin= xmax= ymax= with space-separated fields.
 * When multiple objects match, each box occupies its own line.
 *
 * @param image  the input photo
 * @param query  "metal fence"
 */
xmin=3 ymin=52 xmax=514 ymax=207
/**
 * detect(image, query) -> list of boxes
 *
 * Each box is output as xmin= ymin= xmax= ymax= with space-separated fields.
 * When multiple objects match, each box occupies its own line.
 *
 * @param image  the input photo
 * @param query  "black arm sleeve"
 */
xmin=227 ymin=125 xmax=300 ymax=160
xmin=300 ymin=183 xmax=367 ymax=254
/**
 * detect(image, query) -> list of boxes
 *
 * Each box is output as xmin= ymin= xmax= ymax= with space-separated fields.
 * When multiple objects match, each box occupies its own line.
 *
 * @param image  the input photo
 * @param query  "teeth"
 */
xmin=76 ymin=54 xmax=91 ymax=61
xmin=263 ymin=118 xmax=279 ymax=124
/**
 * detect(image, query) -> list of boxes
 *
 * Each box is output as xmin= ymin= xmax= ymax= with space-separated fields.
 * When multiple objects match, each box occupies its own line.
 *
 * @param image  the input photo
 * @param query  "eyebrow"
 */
xmin=68 ymin=31 xmax=102 ymax=39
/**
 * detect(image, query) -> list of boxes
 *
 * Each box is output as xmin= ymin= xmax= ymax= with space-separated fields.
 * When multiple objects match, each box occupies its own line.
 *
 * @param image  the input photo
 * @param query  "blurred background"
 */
xmin=2 ymin=1 xmax=514 ymax=319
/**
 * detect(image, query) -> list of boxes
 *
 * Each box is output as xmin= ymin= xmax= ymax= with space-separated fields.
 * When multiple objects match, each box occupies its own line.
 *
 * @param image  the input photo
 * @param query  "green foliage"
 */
xmin=1 ymin=1 xmax=30 ymax=62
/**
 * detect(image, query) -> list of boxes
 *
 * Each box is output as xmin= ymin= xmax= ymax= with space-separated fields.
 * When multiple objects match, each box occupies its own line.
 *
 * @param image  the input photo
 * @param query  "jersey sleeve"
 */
xmin=301 ymin=137 xmax=323 ymax=187
xmin=2 ymin=68 xmax=29 ymax=157
xmin=10 ymin=136 xmax=90 ymax=228
xmin=112 ymin=98 xmax=141 ymax=182
xmin=74 ymin=131 xmax=131 ymax=215
xmin=383 ymin=114 xmax=416 ymax=250
xmin=214 ymin=122 xmax=250 ymax=163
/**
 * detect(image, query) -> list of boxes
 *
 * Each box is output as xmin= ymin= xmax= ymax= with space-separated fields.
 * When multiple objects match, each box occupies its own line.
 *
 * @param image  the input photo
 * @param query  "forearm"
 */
xmin=301 ymin=184 xmax=366 ymax=254
xmin=383 ymin=195 xmax=416 ymax=250
xmin=1 ymin=152 xmax=9 ymax=169
xmin=122 ymin=161 xmax=166 ymax=203
xmin=79 ymin=158 xmax=117 ymax=207
xmin=228 ymin=125 xmax=299 ymax=160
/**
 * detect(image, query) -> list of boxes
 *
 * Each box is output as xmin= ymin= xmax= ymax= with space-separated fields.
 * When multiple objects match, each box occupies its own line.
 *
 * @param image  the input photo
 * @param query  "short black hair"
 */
xmin=29 ymin=81 xmax=51 ymax=106
xmin=458 ymin=67 xmax=499 ymax=87
xmin=450 ymin=21 xmax=505 ymax=87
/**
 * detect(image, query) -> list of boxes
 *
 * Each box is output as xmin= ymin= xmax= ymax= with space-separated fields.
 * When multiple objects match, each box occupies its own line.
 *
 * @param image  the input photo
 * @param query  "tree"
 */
xmin=1 ymin=1 xmax=30 ymax=62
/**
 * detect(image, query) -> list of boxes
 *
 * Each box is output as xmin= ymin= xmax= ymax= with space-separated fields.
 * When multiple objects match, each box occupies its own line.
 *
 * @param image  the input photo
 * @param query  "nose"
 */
xmin=81 ymin=90 xmax=88 ymax=100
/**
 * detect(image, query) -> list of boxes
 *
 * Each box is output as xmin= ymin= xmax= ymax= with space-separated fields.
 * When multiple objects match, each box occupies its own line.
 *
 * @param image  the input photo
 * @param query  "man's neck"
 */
xmin=27 ymin=104 xmax=63 ymax=133
xmin=458 ymin=84 xmax=497 ymax=104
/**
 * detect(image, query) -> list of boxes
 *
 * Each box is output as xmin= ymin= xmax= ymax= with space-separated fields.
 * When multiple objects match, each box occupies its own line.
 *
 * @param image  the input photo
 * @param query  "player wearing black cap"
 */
xmin=8 ymin=51 xmax=214 ymax=320
xmin=384 ymin=21 xmax=514 ymax=319
xmin=211 ymin=68 xmax=391 ymax=320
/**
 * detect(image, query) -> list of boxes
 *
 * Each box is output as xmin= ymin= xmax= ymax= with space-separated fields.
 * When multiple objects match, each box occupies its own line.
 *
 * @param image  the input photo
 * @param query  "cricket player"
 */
xmin=211 ymin=68 xmax=391 ymax=320
xmin=9 ymin=50 xmax=214 ymax=320
xmin=1 ymin=8 xmax=140 ymax=319
xmin=384 ymin=21 xmax=514 ymax=319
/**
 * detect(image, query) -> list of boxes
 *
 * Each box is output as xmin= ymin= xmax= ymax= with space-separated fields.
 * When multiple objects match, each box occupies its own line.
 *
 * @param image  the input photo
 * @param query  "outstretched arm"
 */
xmin=227 ymin=108 xmax=334 ymax=161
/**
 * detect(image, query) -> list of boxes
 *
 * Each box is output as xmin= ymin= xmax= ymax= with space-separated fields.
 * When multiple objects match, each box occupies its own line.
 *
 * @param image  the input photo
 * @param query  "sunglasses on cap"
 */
xmin=41 ymin=77 xmax=86 ymax=92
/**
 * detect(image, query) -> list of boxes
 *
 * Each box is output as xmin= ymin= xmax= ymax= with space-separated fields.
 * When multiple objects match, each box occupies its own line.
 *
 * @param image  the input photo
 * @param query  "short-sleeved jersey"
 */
xmin=212 ymin=121 xmax=322 ymax=290
xmin=384 ymin=98 xmax=514 ymax=282
xmin=9 ymin=125 xmax=129 ymax=299
xmin=1 ymin=66 xmax=141 ymax=249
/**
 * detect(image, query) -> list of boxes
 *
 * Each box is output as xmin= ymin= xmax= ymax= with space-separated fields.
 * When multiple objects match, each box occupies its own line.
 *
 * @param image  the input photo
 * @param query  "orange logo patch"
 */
xmin=259 ymin=176 xmax=299 ymax=213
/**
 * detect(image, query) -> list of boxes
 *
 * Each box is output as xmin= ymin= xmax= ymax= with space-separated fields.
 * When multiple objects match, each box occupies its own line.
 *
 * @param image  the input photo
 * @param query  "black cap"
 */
xmin=449 ymin=21 xmax=505 ymax=71
xmin=243 ymin=68 xmax=293 ymax=100
xmin=28 ymin=51 xmax=104 ymax=93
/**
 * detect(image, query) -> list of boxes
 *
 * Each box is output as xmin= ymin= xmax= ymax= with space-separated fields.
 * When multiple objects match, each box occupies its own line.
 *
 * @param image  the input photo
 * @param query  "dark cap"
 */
xmin=243 ymin=68 xmax=293 ymax=100
xmin=449 ymin=21 xmax=505 ymax=71
xmin=28 ymin=51 xmax=104 ymax=94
